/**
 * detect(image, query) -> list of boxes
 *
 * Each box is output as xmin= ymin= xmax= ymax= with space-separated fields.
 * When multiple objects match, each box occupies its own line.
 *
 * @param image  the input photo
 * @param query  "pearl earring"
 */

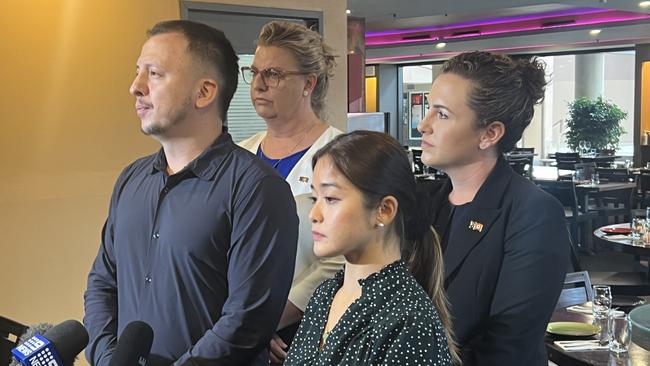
xmin=303 ymin=90 xmax=309 ymax=97
xmin=377 ymin=222 xmax=385 ymax=228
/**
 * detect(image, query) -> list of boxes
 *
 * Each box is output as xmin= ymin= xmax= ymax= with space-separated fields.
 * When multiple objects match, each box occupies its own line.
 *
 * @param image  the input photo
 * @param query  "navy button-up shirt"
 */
xmin=84 ymin=132 xmax=298 ymax=366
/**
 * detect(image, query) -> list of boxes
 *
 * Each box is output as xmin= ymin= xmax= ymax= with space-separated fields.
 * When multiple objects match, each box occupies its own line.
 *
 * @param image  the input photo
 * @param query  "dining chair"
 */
xmin=513 ymin=147 xmax=534 ymax=154
xmin=556 ymin=271 xmax=593 ymax=309
xmin=506 ymin=154 xmax=533 ymax=179
xmin=554 ymin=152 xmax=581 ymax=171
xmin=535 ymin=179 xmax=597 ymax=252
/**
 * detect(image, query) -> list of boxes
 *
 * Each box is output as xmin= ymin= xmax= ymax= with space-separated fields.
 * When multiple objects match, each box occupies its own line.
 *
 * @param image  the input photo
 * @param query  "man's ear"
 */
xmin=196 ymin=78 xmax=218 ymax=109
xmin=478 ymin=121 xmax=505 ymax=150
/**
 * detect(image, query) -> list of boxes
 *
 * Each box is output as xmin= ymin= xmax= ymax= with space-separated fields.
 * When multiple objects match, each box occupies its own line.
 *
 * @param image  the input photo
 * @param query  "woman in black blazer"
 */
xmin=417 ymin=51 xmax=571 ymax=365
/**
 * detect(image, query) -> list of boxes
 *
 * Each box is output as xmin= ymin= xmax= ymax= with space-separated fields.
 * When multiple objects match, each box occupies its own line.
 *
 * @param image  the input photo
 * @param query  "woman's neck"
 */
xmin=339 ymin=238 xmax=401 ymax=295
xmin=446 ymin=155 xmax=498 ymax=205
xmin=265 ymin=108 xmax=321 ymax=138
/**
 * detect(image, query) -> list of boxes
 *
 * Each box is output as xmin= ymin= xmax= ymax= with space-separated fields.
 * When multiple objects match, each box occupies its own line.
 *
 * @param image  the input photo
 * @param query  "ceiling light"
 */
xmin=346 ymin=9 xmax=351 ymax=14
xmin=640 ymin=1 xmax=650 ymax=8
xmin=589 ymin=29 xmax=602 ymax=36
xmin=436 ymin=42 xmax=446 ymax=49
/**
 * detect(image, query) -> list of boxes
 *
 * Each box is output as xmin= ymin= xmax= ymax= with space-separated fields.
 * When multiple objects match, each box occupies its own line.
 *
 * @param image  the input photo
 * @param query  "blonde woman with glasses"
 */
xmin=238 ymin=20 xmax=344 ymax=364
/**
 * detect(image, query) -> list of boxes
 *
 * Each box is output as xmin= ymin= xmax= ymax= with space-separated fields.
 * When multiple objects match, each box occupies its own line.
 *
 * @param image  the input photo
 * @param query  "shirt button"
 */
xmin=145 ymin=276 xmax=152 ymax=283
xmin=152 ymin=233 xmax=159 ymax=239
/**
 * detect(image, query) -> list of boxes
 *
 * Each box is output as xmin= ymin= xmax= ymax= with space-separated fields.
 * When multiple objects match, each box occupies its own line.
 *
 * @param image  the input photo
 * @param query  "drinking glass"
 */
xmin=591 ymin=173 xmax=600 ymax=185
xmin=631 ymin=217 xmax=645 ymax=240
xmin=609 ymin=313 xmax=631 ymax=354
xmin=593 ymin=285 xmax=613 ymax=345
xmin=579 ymin=140 xmax=586 ymax=154
xmin=593 ymin=285 xmax=612 ymax=319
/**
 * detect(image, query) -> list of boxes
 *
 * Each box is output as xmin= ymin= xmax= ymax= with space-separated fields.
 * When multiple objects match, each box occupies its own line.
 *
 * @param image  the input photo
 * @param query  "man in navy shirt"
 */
xmin=84 ymin=20 xmax=298 ymax=366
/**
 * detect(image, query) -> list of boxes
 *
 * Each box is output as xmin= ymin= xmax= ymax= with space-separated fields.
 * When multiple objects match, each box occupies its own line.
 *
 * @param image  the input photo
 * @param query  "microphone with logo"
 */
xmin=11 ymin=319 xmax=88 ymax=366
xmin=108 ymin=321 xmax=154 ymax=366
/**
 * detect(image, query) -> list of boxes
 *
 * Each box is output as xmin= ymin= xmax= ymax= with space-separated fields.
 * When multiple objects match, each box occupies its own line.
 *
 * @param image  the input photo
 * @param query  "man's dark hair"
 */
xmin=441 ymin=51 xmax=547 ymax=153
xmin=148 ymin=20 xmax=239 ymax=122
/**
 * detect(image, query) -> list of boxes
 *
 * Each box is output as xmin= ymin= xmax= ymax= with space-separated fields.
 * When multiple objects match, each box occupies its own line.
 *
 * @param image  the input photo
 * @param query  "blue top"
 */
xmin=84 ymin=133 xmax=298 ymax=366
xmin=257 ymin=146 xmax=310 ymax=179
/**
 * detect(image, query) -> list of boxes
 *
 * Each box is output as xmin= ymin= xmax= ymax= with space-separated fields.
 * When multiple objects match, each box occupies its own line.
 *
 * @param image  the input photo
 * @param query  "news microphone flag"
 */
xmin=11 ymin=333 xmax=63 ymax=366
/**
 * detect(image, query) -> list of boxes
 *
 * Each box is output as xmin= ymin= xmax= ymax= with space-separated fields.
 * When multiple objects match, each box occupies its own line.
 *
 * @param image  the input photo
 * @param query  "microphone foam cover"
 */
xmin=109 ymin=321 xmax=154 ymax=366
xmin=43 ymin=319 xmax=89 ymax=365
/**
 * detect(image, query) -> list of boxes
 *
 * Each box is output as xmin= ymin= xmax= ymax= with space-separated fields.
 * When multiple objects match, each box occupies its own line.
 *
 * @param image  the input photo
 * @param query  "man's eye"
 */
xmin=438 ymin=111 xmax=448 ymax=119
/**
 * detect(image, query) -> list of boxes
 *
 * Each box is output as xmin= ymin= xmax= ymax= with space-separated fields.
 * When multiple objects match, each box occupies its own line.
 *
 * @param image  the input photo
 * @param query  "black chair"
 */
xmin=554 ymin=152 xmax=581 ymax=171
xmin=535 ymin=180 xmax=597 ymax=252
xmin=596 ymin=168 xmax=633 ymax=183
xmin=637 ymin=173 xmax=650 ymax=208
xmin=1 ymin=316 xmax=27 ymax=366
xmin=513 ymin=147 xmax=534 ymax=154
xmin=506 ymin=155 xmax=533 ymax=179
xmin=556 ymin=271 xmax=593 ymax=309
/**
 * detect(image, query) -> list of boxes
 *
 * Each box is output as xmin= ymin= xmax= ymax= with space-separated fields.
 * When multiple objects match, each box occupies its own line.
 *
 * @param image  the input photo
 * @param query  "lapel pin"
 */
xmin=299 ymin=176 xmax=309 ymax=183
xmin=468 ymin=220 xmax=484 ymax=233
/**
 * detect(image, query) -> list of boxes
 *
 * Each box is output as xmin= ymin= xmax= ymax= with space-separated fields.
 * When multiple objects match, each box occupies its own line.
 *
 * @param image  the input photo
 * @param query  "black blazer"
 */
xmin=430 ymin=158 xmax=570 ymax=366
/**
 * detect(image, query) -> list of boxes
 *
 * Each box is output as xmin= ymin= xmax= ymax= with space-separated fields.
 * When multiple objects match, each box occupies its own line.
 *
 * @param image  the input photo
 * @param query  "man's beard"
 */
xmin=141 ymin=97 xmax=193 ymax=136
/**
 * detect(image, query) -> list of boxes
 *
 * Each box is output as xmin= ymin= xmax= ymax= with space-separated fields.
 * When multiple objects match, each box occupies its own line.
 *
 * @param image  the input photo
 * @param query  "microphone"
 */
xmin=8 ymin=323 xmax=54 ymax=366
xmin=11 ymin=319 xmax=88 ymax=366
xmin=108 ymin=321 xmax=154 ymax=366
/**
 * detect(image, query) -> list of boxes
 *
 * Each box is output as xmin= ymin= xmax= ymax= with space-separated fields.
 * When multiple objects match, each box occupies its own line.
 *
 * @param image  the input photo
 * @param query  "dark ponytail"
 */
xmin=401 ymin=187 xmax=459 ymax=364
xmin=312 ymin=131 xmax=459 ymax=363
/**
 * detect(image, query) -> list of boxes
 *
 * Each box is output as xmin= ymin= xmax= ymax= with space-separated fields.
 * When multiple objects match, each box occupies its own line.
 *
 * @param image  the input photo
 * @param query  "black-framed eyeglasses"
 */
xmin=241 ymin=66 xmax=309 ymax=88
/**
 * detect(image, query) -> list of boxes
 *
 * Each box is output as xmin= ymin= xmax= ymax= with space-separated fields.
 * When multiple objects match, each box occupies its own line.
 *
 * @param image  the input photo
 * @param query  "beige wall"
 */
xmin=0 ymin=1 xmax=346 ymax=362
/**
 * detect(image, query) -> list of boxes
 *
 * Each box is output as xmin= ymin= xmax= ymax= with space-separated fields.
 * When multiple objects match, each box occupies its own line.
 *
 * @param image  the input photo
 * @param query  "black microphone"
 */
xmin=108 ymin=321 xmax=154 ymax=366
xmin=11 ymin=319 xmax=88 ymax=366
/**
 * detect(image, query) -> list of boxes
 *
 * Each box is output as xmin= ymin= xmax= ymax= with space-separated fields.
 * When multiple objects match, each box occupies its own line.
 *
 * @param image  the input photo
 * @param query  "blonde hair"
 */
xmin=257 ymin=21 xmax=337 ymax=119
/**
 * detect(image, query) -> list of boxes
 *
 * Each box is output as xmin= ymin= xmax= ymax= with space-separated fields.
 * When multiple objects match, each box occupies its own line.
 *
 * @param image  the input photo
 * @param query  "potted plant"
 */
xmin=564 ymin=97 xmax=627 ymax=152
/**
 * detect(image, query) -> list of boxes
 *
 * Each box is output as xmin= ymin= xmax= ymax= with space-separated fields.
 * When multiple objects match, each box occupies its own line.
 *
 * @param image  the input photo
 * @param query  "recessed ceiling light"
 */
xmin=589 ymin=29 xmax=602 ymax=36
xmin=640 ymin=1 xmax=650 ymax=8
xmin=436 ymin=42 xmax=447 ymax=49
xmin=346 ymin=9 xmax=351 ymax=14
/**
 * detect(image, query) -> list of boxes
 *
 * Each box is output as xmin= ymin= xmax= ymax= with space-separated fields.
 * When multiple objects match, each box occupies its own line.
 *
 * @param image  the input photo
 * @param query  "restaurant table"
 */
xmin=594 ymin=223 xmax=650 ymax=259
xmin=546 ymin=304 xmax=650 ymax=365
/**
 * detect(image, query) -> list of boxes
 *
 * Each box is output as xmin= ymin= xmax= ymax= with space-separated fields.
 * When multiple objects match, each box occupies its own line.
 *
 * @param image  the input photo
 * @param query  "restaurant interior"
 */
xmin=2 ymin=1 xmax=650 ymax=365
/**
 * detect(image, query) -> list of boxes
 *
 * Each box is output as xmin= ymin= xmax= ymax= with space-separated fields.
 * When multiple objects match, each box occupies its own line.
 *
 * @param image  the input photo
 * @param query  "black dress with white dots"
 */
xmin=284 ymin=260 xmax=452 ymax=365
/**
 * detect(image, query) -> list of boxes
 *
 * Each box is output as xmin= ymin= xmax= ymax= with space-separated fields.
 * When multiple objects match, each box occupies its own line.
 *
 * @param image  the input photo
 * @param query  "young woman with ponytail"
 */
xmin=284 ymin=131 xmax=457 ymax=365
xmin=417 ymin=51 xmax=571 ymax=365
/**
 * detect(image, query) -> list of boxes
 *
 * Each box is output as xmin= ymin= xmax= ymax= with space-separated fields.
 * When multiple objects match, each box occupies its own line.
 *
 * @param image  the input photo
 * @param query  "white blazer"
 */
xmin=239 ymin=126 xmax=342 ymax=196
xmin=238 ymin=125 xmax=345 ymax=311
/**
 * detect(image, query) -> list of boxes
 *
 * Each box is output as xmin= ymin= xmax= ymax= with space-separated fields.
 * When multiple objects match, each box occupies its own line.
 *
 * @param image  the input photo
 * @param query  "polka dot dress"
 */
xmin=284 ymin=260 xmax=452 ymax=365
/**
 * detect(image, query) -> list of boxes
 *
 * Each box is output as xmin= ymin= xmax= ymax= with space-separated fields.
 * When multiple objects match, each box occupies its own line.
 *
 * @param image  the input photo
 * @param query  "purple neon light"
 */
xmin=366 ymin=7 xmax=607 ymax=37
xmin=366 ymin=36 xmax=647 ymax=63
xmin=366 ymin=13 xmax=650 ymax=46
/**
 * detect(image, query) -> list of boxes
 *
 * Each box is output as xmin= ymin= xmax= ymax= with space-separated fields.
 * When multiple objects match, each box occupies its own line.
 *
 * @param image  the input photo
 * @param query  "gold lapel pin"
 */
xmin=299 ymin=176 xmax=309 ymax=183
xmin=468 ymin=220 xmax=484 ymax=233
